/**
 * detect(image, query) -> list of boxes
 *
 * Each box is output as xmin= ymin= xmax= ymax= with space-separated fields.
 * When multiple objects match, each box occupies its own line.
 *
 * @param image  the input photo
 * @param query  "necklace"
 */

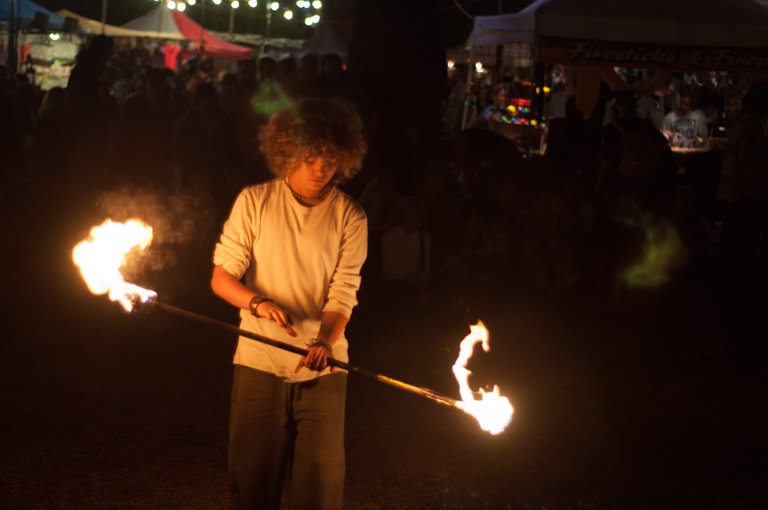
xmin=284 ymin=177 xmax=333 ymax=202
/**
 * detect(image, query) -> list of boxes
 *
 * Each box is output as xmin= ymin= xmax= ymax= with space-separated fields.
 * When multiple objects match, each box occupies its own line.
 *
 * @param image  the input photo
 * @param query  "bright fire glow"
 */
xmin=452 ymin=322 xmax=513 ymax=434
xmin=72 ymin=219 xmax=157 ymax=312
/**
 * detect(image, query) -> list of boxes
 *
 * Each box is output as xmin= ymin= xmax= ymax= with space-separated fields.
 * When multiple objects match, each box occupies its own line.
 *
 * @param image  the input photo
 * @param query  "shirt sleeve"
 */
xmin=662 ymin=113 xmax=674 ymax=133
xmin=213 ymin=188 xmax=259 ymax=279
xmin=695 ymin=111 xmax=709 ymax=138
xmin=324 ymin=205 xmax=368 ymax=318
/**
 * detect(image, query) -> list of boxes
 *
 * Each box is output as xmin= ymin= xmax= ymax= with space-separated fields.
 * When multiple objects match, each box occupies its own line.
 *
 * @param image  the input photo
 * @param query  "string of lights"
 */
xmin=153 ymin=0 xmax=322 ymax=27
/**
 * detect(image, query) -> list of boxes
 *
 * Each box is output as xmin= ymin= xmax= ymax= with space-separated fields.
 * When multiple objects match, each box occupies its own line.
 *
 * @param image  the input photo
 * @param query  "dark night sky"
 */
xmin=31 ymin=0 xmax=535 ymax=45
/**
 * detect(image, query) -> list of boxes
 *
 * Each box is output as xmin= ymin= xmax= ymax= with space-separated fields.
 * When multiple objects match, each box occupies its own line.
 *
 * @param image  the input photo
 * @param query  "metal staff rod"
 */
xmin=153 ymin=301 xmax=460 ymax=409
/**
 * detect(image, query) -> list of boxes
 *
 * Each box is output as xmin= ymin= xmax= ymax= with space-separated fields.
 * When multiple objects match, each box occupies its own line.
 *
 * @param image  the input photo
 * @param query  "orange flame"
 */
xmin=452 ymin=321 xmax=514 ymax=435
xmin=72 ymin=219 xmax=157 ymax=312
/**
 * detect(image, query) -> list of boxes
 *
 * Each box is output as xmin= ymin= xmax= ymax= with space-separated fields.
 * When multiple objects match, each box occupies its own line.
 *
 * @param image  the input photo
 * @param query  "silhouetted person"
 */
xmin=276 ymin=57 xmax=298 ymax=98
xmin=717 ymin=81 xmax=768 ymax=295
xmin=257 ymin=56 xmax=277 ymax=82
xmin=380 ymin=196 xmax=432 ymax=301
xmin=174 ymin=82 xmax=226 ymax=215
xmin=0 ymin=66 xmax=25 ymax=179
xmin=114 ymin=68 xmax=178 ymax=189
xmin=67 ymin=34 xmax=114 ymax=114
xmin=597 ymin=92 xmax=674 ymax=214
xmin=295 ymin=54 xmax=321 ymax=98
xmin=318 ymin=53 xmax=346 ymax=98
xmin=31 ymin=87 xmax=73 ymax=181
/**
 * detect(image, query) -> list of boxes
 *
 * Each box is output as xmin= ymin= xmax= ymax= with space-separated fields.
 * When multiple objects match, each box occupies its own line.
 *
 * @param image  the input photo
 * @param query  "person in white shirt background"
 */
xmin=663 ymin=94 xmax=709 ymax=148
xmin=380 ymin=196 xmax=432 ymax=293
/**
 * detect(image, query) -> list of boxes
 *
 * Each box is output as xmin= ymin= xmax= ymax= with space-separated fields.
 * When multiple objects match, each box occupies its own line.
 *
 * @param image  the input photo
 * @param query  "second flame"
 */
xmin=452 ymin=322 xmax=514 ymax=435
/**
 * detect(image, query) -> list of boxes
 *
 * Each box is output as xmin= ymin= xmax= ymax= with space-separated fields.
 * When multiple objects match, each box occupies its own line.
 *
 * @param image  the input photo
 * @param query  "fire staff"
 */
xmin=211 ymin=98 xmax=368 ymax=510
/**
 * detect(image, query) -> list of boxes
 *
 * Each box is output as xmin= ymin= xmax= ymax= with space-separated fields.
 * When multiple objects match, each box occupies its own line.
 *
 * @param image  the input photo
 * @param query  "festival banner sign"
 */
xmin=539 ymin=37 xmax=768 ymax=71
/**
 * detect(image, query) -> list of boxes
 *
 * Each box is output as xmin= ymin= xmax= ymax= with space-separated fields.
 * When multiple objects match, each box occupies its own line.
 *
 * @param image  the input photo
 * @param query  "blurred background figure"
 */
xmin=663 ymin=94 xmax=709 ymax=148
xmin=380 ymin=196 xmax=432 ymax=303
xmin=67 ymin=34 xmax=115 ymax=114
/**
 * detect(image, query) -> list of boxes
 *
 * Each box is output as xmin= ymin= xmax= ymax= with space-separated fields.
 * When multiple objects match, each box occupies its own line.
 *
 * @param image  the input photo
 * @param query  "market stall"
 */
xmin=1 ymin=0 xmax=75 ymax=88
xmin=467 ymin=0 xmax=768 ymax=118
xmin=466 ymin=0 xmax=768 ymax=215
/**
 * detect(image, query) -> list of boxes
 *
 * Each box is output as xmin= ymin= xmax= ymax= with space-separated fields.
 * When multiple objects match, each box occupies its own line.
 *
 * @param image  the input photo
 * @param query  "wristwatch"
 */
xmin=248 ymin=294 xmax=272 ymax=317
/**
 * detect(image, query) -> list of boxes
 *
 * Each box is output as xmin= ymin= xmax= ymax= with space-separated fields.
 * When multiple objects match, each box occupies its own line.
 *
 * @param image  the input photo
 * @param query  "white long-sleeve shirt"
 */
xmin=214 ymin=179 xmax=368 ymax=381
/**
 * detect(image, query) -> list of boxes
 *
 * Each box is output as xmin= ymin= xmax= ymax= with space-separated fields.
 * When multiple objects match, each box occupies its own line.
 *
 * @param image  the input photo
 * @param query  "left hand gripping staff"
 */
xmin=296 ymin=338 xmax=334 ymax=373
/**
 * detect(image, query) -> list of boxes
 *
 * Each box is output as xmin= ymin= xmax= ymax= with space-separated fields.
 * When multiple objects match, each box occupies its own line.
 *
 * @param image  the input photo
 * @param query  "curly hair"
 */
xmin=258 ymin=98 xmax=367 ymax=182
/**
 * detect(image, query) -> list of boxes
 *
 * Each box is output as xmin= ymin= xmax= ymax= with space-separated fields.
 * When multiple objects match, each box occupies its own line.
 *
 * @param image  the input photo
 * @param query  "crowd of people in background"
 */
xmin=465 ymin=65 xmax=768 ymax=305
xmin=2 ymin=33 xmax=767 ymax=322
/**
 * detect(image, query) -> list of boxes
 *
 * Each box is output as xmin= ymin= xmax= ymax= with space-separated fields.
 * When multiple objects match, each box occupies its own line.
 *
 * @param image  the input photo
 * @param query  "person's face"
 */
xmin=679 ymin=96 xmax=693 ymax=115
xmin=291 ymin=155 xmax=338 ymax=195
xmin=494 ymin=88 xmax=507 ymax=105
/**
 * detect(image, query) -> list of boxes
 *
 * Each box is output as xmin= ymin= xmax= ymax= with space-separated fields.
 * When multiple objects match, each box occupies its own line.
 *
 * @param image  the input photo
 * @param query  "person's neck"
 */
xmin=285 ymin=175 xmax=332 ymax=206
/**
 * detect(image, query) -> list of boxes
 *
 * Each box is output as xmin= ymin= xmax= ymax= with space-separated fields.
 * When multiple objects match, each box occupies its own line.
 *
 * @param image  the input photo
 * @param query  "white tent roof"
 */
xmin=299 ymin=24 xmax=348 ymax=59
xmin=468 ymin=0 xmax=542 ymax=47
xmin=122 ymin=4 xmax=184 ymax=37
xmin=57 ymin=9 xmax=182 ymax=39
xmin=469 ymin=0 xmax=768 ymax=49
xmin=119 ymin=5 xmax=303 ymax=52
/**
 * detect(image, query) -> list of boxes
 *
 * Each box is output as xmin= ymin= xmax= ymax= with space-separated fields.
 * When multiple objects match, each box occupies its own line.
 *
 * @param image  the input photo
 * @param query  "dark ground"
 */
xmin=1 ymin=203 xmax=767 ymax=510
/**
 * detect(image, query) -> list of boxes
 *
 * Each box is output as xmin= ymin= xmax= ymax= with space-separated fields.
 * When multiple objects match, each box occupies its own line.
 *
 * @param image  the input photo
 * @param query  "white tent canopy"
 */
xmin=469 ymin=0 xmax=768 ymax=49
xmin=57 ymin=9 xmax=182 ymax=39
xmin=299 ymin=23 xmax=348 ymax=60
xmin=122 ymin=4 xmax=182 ymax=36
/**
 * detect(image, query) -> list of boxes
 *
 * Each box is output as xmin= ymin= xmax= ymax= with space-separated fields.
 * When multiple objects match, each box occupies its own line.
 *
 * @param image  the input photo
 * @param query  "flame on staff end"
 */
xmin=72 ymin=219 xmax=157 ymax=312
xmin=452 ymin=321 xmax=514 ymax=435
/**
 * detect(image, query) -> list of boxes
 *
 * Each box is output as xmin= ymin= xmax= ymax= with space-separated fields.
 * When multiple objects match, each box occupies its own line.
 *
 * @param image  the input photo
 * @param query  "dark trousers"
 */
xmin=229 ymin=365 xmax=347 ymax=510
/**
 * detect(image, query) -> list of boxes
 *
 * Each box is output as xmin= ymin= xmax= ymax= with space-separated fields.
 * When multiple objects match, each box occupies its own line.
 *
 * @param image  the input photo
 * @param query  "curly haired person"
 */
xmin=211 ymin=98 xmax=368 ymax=509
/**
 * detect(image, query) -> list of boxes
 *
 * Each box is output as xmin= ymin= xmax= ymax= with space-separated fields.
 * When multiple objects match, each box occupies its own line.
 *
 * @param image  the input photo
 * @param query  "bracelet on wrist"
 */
xmin=308 ymin=339 xmax=332 ymax=352
xmin=248 ymin=294 xmax=272 ymax=318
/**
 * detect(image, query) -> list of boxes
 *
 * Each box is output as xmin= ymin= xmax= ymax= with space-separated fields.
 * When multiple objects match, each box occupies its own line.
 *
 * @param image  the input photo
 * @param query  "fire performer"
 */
xmin=211 ymin=98 xmax=368 ymax=510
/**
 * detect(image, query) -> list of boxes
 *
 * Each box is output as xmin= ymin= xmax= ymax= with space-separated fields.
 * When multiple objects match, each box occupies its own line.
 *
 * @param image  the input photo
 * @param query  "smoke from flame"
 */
xmin=452 ymin=322 xmax=514 ymax=435
xmin=72 ymin=219 xmax=157 ymax=312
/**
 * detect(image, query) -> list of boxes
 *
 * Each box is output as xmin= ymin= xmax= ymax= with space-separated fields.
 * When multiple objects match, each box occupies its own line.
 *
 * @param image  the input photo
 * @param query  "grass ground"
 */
xmin=1 ymin=188 xmax=766 ymax=509
xmin=2 ymin=259 xmax=766 ymax=509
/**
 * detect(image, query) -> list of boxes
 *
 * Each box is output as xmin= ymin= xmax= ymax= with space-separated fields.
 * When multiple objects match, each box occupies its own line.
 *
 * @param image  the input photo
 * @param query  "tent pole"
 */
xmin=261 ymin=7 xmax=272 ymax=59
xmin=228 ymin=2 xmax=235 ymax=38
xmin=460 ymin=46 xmax=474 ymax=131
xmin=101 ymin=0 xmax=108 ymax=34
xmin=7 ymin=0 xmax=18 ymax=73
xmin=200 ymin=0 xmax=206 ymax=50
xmin=156 ymin=3 xmax=162 ymax=37
xmin=533 ymin=61 xmax=545 ymax=123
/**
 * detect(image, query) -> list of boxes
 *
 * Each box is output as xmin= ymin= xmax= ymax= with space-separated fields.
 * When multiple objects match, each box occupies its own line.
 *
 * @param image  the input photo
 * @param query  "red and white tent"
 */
xmin=122 ymin=5 xmax=253 ymax=61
